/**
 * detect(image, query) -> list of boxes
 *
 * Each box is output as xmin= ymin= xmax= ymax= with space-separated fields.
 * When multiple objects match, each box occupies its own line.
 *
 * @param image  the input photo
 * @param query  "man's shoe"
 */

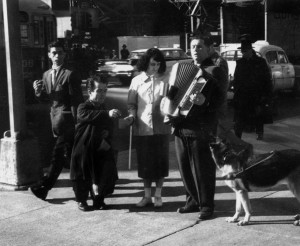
xmin=198 ymin=208 xmax=214 ymax=220
xmin=78 ymin=201 xmax=89 ymax=211
xmin=177 ymin=205 xmax=199 ymax=214
xmin=154 ymin=197 xmax=163 ymax=208
xmin=30 ymin=187 xmax=48 ymax=201
xmin=136 ymin=197 xmax=152 ymax=207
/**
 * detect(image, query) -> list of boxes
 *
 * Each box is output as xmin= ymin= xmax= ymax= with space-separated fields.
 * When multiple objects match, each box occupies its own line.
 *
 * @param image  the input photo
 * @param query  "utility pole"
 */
xmin=0 ymin=0 xmax=41 ymax=189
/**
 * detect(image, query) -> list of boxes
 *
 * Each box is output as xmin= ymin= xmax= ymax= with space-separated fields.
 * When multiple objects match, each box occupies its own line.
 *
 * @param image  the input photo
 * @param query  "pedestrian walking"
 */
xmin=120 ymin=44 xmax=130 ymax=60
xmin=31 ymin=40 xmax=84 ymax=200
xmin=124 ymin=48 xmax=171 ymax=208
xmin=233 ymin=34 xmax=273 ymax=140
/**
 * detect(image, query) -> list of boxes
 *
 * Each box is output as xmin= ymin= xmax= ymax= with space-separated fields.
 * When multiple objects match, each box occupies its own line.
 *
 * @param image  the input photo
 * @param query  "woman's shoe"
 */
xmin=136 ymin=197 xmax=152 ymax=207
xmin=154 ymin=197 xmax=163 ymax=208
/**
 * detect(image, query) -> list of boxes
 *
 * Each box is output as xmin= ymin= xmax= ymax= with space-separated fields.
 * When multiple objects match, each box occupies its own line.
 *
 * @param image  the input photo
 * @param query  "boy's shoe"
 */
xmin=93 ymin=195 xmax=107 ymax=210
xmin=30 ymin=186 xmax=48 ymax=201
xmin=136 ymin=197 xmax=152 ymax=207
xmin=93 ymin=200 xmax=107 ymax=210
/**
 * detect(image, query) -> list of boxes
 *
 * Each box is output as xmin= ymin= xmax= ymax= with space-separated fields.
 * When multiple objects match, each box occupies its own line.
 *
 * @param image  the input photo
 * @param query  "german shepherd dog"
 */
xmin=210 ymin=140 xmax=300 ymax=226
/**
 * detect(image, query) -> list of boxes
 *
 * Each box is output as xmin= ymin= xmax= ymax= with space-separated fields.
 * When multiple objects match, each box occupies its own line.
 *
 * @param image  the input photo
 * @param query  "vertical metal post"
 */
xmin=190 ymin=12 xmax=194 ymax=33
xmin=220 ymin=4 xmax=224 ymax=44
xmin=264 ymin=0 xmax=268 ymax=41
xmin=128 ymin=125 xmax=133 ymax=170
xmin=185 ymin=32 xmax=189 ymax=52
xmin=2 ymin=0 xmax=26 ymax=137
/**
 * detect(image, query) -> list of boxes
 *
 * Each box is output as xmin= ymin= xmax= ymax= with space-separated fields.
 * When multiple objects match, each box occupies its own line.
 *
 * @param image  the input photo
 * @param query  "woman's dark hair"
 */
xmin=86 ymin=74 xmax=108 ymax=93
xmin=136 ymin=48 xmax=166 ymax=74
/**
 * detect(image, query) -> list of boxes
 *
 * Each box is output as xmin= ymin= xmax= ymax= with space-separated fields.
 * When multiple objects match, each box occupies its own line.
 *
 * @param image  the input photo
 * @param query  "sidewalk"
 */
xmin=1 ymin=117 xmax=300 ymax=246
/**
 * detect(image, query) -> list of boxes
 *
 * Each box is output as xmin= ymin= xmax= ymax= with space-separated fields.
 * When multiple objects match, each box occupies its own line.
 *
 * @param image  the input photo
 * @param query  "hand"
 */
xmin=109 ymin=109 xmax=122 ymax=118
xmin=190 ymin=92 xmax=206 ymax=106
xmin=92 ymin=184 xmax=99 ymax=196
xmin=33 ymin=80 xmax=43 ymax=94
xmin=123 ymin=116 xmax=135 ymax=126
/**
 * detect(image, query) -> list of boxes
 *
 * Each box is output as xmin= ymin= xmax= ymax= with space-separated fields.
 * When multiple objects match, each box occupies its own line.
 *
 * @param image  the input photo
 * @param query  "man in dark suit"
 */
xmin=31 ymin=40 xmax=84 ymax=200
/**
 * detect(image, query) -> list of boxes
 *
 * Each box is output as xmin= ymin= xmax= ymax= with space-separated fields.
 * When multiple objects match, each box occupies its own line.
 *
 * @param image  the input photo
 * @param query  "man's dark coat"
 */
xmin=70 ymin=101 xmax=118 ymax=196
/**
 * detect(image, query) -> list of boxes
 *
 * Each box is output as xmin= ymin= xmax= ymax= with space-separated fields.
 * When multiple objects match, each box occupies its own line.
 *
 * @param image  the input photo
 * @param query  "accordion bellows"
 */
xmin=161 ymin=62 xmax=207 ymax=119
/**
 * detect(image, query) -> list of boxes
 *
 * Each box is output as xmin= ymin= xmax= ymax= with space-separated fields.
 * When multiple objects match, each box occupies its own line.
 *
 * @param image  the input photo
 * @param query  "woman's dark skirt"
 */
xmin=135 ymin=134 xmax=169 ymax=179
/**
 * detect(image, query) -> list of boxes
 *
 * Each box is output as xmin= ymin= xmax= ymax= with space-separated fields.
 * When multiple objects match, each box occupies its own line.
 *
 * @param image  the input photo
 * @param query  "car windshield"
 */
xmin=221 ymin=50 xmax=261 ymax=60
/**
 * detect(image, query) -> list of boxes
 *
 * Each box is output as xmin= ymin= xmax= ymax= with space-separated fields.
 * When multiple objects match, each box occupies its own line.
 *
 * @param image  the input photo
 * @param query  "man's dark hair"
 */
xmin=48 ymin=40 xmax=65 ymax=52
xmin=136 ymin=48 xmax=166 ymax=74
xmin=190 ymin=32 xmax=214 ymax=47
xmin=86 ymin=74 xmax=108 ymax=93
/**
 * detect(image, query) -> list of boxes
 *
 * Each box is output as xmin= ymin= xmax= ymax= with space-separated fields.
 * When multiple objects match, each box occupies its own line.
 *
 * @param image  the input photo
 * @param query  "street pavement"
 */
xmin=1 ymin=116 xmax=300 ymax=246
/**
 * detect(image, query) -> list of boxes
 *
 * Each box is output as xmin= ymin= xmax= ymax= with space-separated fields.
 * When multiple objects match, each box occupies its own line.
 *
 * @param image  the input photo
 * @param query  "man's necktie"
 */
xmin=51 ymin=69 xmax=56 ymax=88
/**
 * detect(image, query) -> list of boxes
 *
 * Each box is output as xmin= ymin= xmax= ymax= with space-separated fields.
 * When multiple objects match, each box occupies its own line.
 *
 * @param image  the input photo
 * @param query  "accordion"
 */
xmin=161 ymin=62 xmax=208 ymax=121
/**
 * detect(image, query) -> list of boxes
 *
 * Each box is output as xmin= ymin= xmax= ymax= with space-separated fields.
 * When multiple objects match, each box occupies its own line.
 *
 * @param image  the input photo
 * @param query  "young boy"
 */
xmin=70 ymin=74 xmax=121 ymax=211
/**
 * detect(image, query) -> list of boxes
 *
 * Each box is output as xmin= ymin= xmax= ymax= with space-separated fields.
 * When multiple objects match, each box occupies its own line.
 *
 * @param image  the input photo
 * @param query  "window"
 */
xmin=222 ymin=50 xmax=235 ymax=61
xmin=266 ymin=51 xmax=278 ymax=64
xmin=278 ymin=51 xmax=288 ymax=64
xmin=20 ymin=24 xmax=29 ymax=44
xmin=33 ymin=16 xmax=43 ymax=45
xmin=33 ymin=15 xmax=56 ymax=46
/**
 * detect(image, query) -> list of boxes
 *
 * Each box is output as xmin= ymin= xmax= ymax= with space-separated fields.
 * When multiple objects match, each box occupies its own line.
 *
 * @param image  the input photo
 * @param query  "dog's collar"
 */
xmin=232 ymin=151 xmax=276 ymax=179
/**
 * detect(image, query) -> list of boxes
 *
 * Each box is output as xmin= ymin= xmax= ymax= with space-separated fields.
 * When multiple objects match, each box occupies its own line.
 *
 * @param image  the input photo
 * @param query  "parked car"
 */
xmin=96 ymin=59 xmax=134 ymax=85
xmin=95 ymin=48 xmax=192 ymax=85
xmin=221 ymin=41 xmax=300 ymax=99
xmin=129 ymin=47 xmax=193 ymax=77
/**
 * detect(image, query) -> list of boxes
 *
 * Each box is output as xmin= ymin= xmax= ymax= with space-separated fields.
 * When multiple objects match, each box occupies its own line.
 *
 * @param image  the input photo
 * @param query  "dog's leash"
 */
xmin=224 ymin=151 xmax=276 ymax=180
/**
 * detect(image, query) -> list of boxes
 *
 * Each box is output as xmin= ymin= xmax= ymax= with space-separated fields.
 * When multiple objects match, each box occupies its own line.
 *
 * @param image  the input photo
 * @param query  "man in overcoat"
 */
xmin=233 ymin=34 xmax=273 ymax=140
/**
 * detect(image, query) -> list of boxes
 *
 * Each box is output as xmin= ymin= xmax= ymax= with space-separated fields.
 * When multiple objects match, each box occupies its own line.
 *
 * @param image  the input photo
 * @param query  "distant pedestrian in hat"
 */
xmin=232 ymin=34 xmax=273 ymax=140
xmin=120 ymin=44 xmax=130 ymax=60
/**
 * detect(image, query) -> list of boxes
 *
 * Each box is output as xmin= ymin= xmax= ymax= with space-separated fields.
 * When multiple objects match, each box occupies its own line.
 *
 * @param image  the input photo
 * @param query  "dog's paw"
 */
xmin=237 ymin=220 xmax=250 ymax=226
xmin=294 ymin=214 xmax=300 ymax=220
xmin=226 ymin=217 xmax=239 ymax=223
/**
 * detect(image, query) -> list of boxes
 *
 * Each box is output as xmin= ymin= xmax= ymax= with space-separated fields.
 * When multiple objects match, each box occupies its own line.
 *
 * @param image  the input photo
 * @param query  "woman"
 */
xmin=124 ymin=48 xmax=170 ymax=208
xmin=70 ymin=74 xmax=121 ymax=211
